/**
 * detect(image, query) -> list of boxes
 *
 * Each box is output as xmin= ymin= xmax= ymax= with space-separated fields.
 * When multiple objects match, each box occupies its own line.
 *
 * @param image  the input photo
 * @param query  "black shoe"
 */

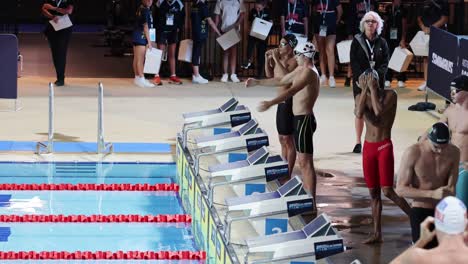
xmin=241 ymin=61 xmax=252 ymax=69
xmin=54 ymin=80 xmax=64 ymax=86
xmin=352 ymin=143 xmax=362 ymax=154
xmin=344 ymin=77 xmax=351 ymax=87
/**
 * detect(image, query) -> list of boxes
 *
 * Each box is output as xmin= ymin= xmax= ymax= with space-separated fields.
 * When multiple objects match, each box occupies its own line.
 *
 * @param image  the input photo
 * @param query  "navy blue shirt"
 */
xmin=154 ymin=0 xmax=185 ymax=32
xmin=191 ymin=1 xmax=210 ymax=40
xmin=419 ymin=0 xmax=449 ymax=28
xmin=43 ymin=0 xmax=74 ymax=17
xmin=381 ymin=4 xmax=407 ymax=41
xmin=134 ymin=6 xmax=153 ymax=32
xmin=281 ymin=0 xmax=309 ymax=34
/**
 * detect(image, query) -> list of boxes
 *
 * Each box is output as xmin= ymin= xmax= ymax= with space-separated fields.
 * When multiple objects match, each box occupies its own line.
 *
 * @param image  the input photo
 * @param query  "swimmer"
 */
xmin=354 ymin=69 xmax=411 ymax=244
xmin=397 ymin=122 xmax=460 ymax=248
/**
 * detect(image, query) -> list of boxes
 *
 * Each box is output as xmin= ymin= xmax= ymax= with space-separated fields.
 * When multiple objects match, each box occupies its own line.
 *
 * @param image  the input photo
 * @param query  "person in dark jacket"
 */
xmin=350 ymin=11 xmax=389 ymax=154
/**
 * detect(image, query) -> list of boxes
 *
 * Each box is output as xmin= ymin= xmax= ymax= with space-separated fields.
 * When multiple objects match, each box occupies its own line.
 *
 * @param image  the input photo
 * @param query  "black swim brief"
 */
xmin=293 ymin=113 xmax=317 ymax=154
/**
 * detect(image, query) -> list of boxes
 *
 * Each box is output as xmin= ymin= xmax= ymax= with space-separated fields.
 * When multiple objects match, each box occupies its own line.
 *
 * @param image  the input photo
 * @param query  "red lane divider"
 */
xmin=0 ymin=214 xmax=192 ymax=223
xmin=0 ymin=250 xmax=206 ymax=260
xmin=0 ymin=183 xmax=179 ymax=191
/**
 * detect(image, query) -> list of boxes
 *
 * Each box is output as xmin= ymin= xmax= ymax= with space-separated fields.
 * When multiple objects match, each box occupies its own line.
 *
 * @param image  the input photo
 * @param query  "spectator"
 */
xmin=416 ymin=0 xmax=449 ymax=91
xmin=41 ymin=0 xmax=75 ymax=87
xmin=345 ymin=0 xmax=378 ymax=87
xmin=280 ymin=0 xmax=309 ymax=37
xmin=241 ymin=0 xmax=272 ymax=78
xmin=350 ymin=11 xmax=389 ymax=154
xmin=190 ymin=0 xmax=221 ymax=84
xmin=153 ymin=0 xmax=185 ymax=85
xmin=214 ymin=0 xmax=246 ymax=83
xmin=390 ymin=196 xmax=468 ymax=264
xmin=312 ymin=0 xmax=342 ymax=88
xmin=132 ymin=0 xmax=155 ymax=88
xmin=381 ymin=0 xmax=408 ymax=88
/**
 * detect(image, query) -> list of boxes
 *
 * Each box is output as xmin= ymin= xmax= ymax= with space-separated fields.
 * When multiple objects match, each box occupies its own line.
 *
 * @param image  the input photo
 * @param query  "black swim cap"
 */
xmin=428 ymin=122 xmax=450 ymax=144
xmin=450 ymin=75 xmax=468 ymax=92
xmin=283 ymin=34 xmax=298 ymax=49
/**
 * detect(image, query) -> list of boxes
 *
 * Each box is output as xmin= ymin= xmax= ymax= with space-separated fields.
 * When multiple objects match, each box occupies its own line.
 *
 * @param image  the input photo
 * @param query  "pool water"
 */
xmin=0 ymin=162 xmax=201 ymax=263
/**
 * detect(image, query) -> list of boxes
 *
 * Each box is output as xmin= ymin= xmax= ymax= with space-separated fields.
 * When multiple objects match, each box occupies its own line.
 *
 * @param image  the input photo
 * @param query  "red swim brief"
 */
xmin=362 ymin=139 xmax=394 ymax=188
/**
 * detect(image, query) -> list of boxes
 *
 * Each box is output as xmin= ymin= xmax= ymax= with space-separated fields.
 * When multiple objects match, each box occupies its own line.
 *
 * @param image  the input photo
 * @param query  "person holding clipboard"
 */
xmin=42 ymin=0 xmax=74 ymax=86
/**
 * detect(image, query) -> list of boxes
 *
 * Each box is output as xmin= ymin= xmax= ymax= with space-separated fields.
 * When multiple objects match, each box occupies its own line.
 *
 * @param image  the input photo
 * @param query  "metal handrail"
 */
xmin=36 ymin=82 xmax=54 ymax=154
xmin=97 ymin=82 xmax=113 ymax=154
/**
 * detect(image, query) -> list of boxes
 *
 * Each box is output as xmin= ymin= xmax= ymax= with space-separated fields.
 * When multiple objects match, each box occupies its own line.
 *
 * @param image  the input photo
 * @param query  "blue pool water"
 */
xmin=0 ymin=162 xmax=175 ymax=185
xmin=0 ymin=192 xmax=183 ymax=215
xmin=0 ymin=223 xmax=194 ymax=252
xmin=0 ymin=162 xmax=201 ymax=263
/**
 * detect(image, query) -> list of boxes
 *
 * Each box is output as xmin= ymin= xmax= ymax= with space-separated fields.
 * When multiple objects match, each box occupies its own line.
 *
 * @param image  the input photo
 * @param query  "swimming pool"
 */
xmin=0 ymin=162 xmax=203 ymax=262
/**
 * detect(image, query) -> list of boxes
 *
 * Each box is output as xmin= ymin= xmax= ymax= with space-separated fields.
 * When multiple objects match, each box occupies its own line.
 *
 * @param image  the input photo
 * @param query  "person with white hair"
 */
xmin=390 ymin=196 xmax=468 ymax=264
xmin=245 ymin=42 xmax=320 ymax=206
xmin=349 ymin=11 xmax=389 ymax=154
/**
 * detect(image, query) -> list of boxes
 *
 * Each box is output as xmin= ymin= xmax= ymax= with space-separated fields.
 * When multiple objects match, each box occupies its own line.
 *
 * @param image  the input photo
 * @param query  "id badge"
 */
xmin=149 ymin=28 xmax=156 ymax=42
xmin=390 ymin=28 xmax=398 ymax=40
xmin=288 ymin=19 xmax=295 ymax=26
xmin=369 ymin=60 xmax=376 ymax=69
xmin=166 ymin=14 xmax=174 ymax=26
xmin=319 ymin=25 xmax=327 ymax=37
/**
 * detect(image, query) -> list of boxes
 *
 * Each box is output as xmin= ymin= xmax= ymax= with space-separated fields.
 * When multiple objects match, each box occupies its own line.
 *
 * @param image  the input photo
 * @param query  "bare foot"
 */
xmin=362 ymin=234 xmax=383 ymax=244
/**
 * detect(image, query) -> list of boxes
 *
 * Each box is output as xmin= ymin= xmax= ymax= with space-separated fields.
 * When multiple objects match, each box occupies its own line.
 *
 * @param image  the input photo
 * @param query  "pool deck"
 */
xmin=1 ymin=75 xmax=447 ymax=263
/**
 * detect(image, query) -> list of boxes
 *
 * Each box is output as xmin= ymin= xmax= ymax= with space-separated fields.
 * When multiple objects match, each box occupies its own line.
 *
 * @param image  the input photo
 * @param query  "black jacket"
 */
xmin=350 ymin=33 xmax=389 ymax=94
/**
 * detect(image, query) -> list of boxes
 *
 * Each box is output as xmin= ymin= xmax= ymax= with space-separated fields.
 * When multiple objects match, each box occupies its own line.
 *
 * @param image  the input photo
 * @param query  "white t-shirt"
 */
xmin=214 ymin=0 xmax=246 ymax=32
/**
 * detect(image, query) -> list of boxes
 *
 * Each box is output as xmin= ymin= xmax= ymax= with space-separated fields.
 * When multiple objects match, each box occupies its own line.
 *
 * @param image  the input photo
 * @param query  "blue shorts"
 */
xmin=132 ymin=30 xmax=148 ymax=46
xmin=456 ymin=163 xmax=468 ymax=207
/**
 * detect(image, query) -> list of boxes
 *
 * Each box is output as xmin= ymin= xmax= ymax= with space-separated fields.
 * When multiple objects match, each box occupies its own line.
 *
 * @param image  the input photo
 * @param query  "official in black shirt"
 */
xmin=241 ymin=0 xmax=272 ymax=78
xmin=381 ymin=0 xmax=408 ymax=88
xmin=416 ymin=0 xmax=449 ymax=91
xmin=153 ymin=0 xmax=185 ymax=85
xmin=41 ymin=0 xmax=74 ymax=86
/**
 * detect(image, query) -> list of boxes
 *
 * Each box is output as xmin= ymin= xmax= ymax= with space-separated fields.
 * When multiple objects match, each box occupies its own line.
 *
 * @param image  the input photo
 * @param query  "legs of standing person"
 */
xmin=345 ymin=35 xmax=353 ymax=87
xmin=326 ymin=35 xmax=336 ymax=87
xmin=276 ymin=99 xmax=296 ymax=180
xmin=298 ymin=152 xmax=317 ymax=205
xmin=362 ymin=141 xmax=382 ymax=243
xmin=192 ymin=40 xmax=202 ymax=76
xmin=354 ymin=95 xmax=364 ymax=153
xmin=385 ymin=41 xmax=397 ymax=86
xmin=46 ymin=31 xmax=60 ymax=82
xmin=168 ymin=43 xmax=176 ymax=76
xmin=221 ymin=47 xmax=229 ymax=82
xmin=229 ymin=45 xmax=239 ymax=82
xmin=256 ymin=40 xmax=267 ymax=78
xmin=133 ymin=45 xmax=146 ymax=77
xmin=242 ymin=36 xmax=256 ymax=69
xmin=378 ymin=140 xmax=411 ymax=216
xmin=55 ymin=28 xmax=72 ymax=83
xmin=316 ymin=35 xmax=327 ymax=85
xmin=279 ymin=134 xmax=296 ymax=179
xmin=418 ymin=57 xmax=428 ymax=91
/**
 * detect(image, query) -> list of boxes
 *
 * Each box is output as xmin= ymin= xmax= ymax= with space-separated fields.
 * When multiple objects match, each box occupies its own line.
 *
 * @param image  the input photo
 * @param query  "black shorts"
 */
xmin=313 ymin=14 xmax=337 ymax=36
xmin=276 ymin=98 xmax=294 ymax=135
xmin=410 ymin=207 xmax=438 ymax=249
xmin=293 ymin=114 xmax=317 ymax=154
xmin=156 ymin=30 xmax=178 ymax=45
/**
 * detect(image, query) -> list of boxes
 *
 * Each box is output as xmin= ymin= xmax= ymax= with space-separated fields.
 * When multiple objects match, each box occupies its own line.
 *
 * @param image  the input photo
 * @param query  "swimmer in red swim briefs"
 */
xmin=355 ymin=69 xmax=411 ymax=244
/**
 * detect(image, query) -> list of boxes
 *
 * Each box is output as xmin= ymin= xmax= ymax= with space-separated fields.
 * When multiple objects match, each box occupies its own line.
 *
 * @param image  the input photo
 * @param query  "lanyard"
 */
xmin=320 ymin=0 xmax=329 ymax=20
xmin=363 ymin=0 xmax=371 ymax=13
xmin=257 ymin=9 xmax=264 ymax=19
xmin=56 ymin=0 xmax=63 ymax=7
xmin=365 ymin=38 xmax=374 ymax=62
xmin=288 ymin=0 xmax=297 ymax=17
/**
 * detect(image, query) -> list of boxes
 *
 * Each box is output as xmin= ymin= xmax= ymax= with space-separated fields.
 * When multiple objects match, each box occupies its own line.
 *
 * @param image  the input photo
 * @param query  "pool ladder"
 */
xmin=36 ymin=82 xmax=113 ymax=154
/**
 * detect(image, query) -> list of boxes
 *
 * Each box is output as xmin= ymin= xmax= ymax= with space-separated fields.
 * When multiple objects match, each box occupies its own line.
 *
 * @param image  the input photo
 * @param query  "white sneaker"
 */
xmin=320 ymin=75 xmax=327 ymax=85
xmin=397 ymin=81 xmax=405 ymax=88
xmin=328 ymin=76 xmax=336 ymax=88
xmin=143 ymin=78 xmax=155 ymax=88
xmin=417 ymin=82 xmax=427 ymax=91
xmin=192 ymin=75 xmax=208 ymax=84
xmin=230 ymin=74 xmax=240 ymax=83
xmin=385 ymin=80 xmax=391 ymax=88
xmin=221 ymin=73 xmax=229 ymax=83
xmin=134 ymin=77 xmax=146 ymax=88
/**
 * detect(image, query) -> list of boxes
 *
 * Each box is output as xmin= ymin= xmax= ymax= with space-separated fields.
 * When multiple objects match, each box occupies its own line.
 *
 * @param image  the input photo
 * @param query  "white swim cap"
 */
xmin=293 ymin=41 xmax=316 ymax=59
xmin=434 ymin=196 xmax=467 ymax=235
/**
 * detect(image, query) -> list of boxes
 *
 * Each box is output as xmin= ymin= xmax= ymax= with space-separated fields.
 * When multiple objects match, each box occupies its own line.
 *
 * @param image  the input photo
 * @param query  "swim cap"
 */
xmin=283 ymin=34 xmax=298 ymax=49
xmin=450 ymin=75 xmax=468 ymax=92
xmin=294 ymin=41 xmax=316 ymax=59
xmin=434 ymin=196 xmax=467 ymax=235
xmin=427 ymin=122 xmax=450 ymax=144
